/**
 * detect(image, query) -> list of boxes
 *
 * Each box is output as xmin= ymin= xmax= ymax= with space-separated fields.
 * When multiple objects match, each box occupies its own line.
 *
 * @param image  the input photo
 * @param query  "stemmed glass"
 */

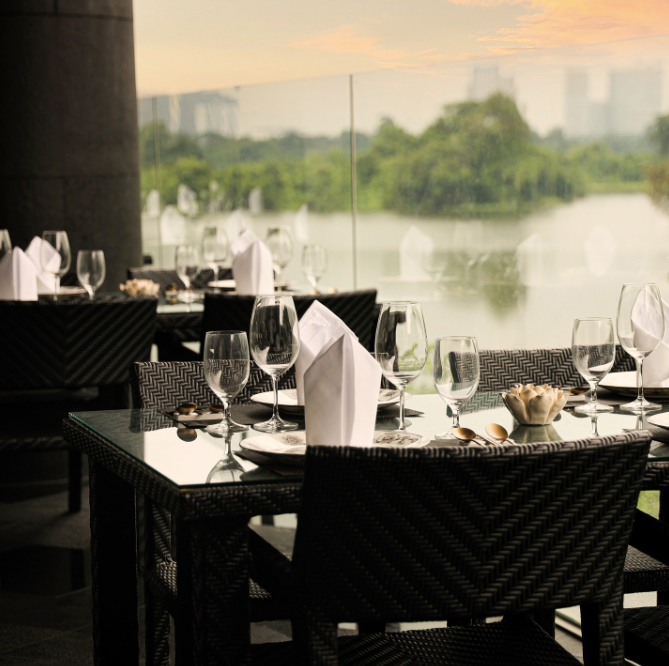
xmin=302 ymin=244 xmax=327 ymax=292
xmin=201 ymin=226 xmax=229 ymax=279
xmin=433 ymin=336 xmax=480 ymax=437
xmin=250 ymin=295 xmax=301 ymax=432
xmin=571 ymin=318 xmax=615 ymax=413
xmin=617 ymin=283 xmax=665 ymax=412
xmin=0 ymin=230 xmax=11 ymax=261
xmin=203 ymin=331 xmax=251 ymax=433
xmin=375 ymin=302 xmax=428 ymax=431
xmin=206 ymin=432 xmax=245 ymax=483
xmin=266 ymin=227 xmax=293 ymax=280
xmin=175 ymin=245 xmax=201 ymax=308
xmin=41 ymin=231 xmax=71 ymax=301
xmin=76 ymin=250 xmax=106 ymax=300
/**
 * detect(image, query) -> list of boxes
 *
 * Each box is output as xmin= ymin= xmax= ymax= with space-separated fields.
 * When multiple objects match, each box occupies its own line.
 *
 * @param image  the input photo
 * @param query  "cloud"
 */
xmin=290 ymin=25 xmax=449 ymax=69
xmin=448 ymin=0 xmax=669 ymax=52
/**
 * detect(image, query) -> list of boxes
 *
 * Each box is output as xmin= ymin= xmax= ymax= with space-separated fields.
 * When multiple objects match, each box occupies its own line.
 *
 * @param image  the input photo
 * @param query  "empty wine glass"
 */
xmin=76 ymin=250 xmax=106 ymax=300
xmin=41 ymin=231 xmax=71 ymax=301
xmin=0 ymin=230 xmax=11 ymax=261
xmin=571 ymin=317 xmax=615 ymax=414
xmin=250 ymin=295 xmax=301 ymax=432
xmin=375 ymin=302 xmax=428 ymax=431
xmin=203 ymin=331 xmax=251 ymax=433
xmin=302 ymin=244 xmax=327 ymax=292
xmin=433 ymin=336 xmax=480 ymax=437
xmin=175 ymin=245 xmax=201 ymax=307
xmin=266 ymin=227 xmax=293 ymax=279
xmin=201 ymin=226 xmax=229 ymax=279
xmin=206 ymin=432 xmax=245 ymax=483
xmin=617 ymin=283 xmax=665 ymax=412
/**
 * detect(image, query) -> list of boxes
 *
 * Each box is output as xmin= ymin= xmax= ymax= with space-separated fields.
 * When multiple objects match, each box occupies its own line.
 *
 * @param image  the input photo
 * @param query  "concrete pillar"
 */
xmin=0 ymin=0 xmax=142 ymax=288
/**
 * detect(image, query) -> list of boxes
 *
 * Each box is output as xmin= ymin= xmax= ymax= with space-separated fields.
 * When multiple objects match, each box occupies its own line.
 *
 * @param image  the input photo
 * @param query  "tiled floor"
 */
xmin=0 ymin=488 xmax=585 ymax=664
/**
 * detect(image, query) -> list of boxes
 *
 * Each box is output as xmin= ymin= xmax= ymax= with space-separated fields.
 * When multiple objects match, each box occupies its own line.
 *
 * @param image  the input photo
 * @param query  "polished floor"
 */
xmin=0 ymin=487 xmax=585 ymax=665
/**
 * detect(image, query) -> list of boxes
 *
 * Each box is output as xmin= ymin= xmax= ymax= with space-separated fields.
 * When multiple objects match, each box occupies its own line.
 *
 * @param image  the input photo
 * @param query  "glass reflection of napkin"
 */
xmin=0 ymin=248 xmax=37 ymax=301
xmin=304 ymin=334 xmax=382 ymax=447
xmin=231 ymin=229 xmax=274 ymax=295
xmin=632 ymin=296 xmax=669 ymax=387
xmin=295 ymin=301 xmax=357 ymax=405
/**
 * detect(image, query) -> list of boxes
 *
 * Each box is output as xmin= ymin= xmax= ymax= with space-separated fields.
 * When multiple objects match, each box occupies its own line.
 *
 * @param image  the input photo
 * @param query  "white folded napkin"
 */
xmin=231 ymin=230 xmax=274 ymax=295
xmin=25 ymin=236 xmax=60 ymax=294
xmin=632 ymin=296 xmax=669 ymax=386
xmin=0 ymin=248 xmax=38 ymax=301
xmin=295 ymin=301 xmax=357 ymax=404
xmin=304 ymin=334 xmax=382 ymax=447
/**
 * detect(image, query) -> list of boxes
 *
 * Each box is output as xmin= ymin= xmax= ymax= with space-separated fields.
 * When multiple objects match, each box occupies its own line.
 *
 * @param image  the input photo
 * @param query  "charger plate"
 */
xmin=599 ymin=372 xmax=669 ymax=399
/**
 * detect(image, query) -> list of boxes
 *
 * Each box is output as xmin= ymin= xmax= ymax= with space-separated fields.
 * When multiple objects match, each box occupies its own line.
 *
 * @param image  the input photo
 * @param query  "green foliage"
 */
xmin=566 ymin=143 xmax=648 ymax=184
xmin=649 ymin=114 xmax=669 ymax=156
xmin=648 ymin=162 xmax=669 ymax=212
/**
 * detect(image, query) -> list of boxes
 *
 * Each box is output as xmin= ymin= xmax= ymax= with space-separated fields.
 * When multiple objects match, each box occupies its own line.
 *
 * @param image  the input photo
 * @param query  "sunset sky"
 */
xmin=134 ymin=0 xmax=669 ymax=96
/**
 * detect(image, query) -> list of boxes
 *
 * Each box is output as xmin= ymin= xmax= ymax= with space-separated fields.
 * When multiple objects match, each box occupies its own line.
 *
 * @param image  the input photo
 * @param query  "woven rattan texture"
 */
xmin=477 ymin=346 xmax=634 ymax=393
xmin=624 ymin=547 xmax=669 ymax=593
xmin=203 ymin=289 xmax=378 ymax=351
xmin=130 ymin=360 xmax=296 ymax=409
xmin=625 ymin=605 xmax=669 ymax=665
xmin=0 ymin=297 xmax=157 ymax=390
xmin=128 ymin=267 xmax=232 ymax=291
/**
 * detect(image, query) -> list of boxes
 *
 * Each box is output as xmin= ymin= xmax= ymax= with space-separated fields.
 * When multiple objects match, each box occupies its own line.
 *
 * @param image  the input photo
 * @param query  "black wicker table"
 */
xmin=63 ymin=392 xmax=669 ymax=666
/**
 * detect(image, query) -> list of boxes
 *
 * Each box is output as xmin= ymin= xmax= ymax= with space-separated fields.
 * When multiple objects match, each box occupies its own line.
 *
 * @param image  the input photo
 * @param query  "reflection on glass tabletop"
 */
xmin=71 ymin=393 xmax=669 ymax=489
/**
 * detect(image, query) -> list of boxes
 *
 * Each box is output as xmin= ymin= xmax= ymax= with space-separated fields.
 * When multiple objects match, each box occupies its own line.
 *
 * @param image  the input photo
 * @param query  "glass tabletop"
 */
xmin=71 ymin=392 xmax=669 ymax=490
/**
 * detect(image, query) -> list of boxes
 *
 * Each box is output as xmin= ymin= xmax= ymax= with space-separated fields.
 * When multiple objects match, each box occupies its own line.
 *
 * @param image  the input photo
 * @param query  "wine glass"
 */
xmin=375 ymin=302 xmax=428 ymax=431
xmin=206 ymin=432 xmax=245 ymax=483
xmin=175 ymin=245 xmax=201 ymax=307
xmin=302 ymin=244 xmax=327 ymax=292
xmin=617 ymin=283 xmax=665 ymax=412
xmin=0 ymin=230 xmax=11 ymax=261
xmin=203 ymin=330 xmax=251 ymax=433
xmin=201 ymin=226 xmax=229 ymax=279
xmin=76 ymin=250 xmax=106 ymax=300
xmin=571 ymin=318 xmax=615 ymax=414
xmin=266 ymin=227 xmax=293 ymax=280
xmin=41 ymin=231 xmax=71 ymax=301
xmin=433 ymin=336 xmax=480 ymax=437
xmin=250 ymin=295 xmax=301 ymax=432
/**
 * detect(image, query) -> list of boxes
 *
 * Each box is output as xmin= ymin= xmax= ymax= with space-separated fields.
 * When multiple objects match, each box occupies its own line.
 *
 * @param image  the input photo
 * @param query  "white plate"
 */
xmin=250 ymin=388 xmax=408 ymax=414
xmin=648 ymin=413 xmax=669 ymax=430
xmin=599 ymin=372 xmax=669 ymax=399
xmin=240 ymin=430 xmax=429 ymax=465
xmin=208 ymin=279 xmax=294 ymax=290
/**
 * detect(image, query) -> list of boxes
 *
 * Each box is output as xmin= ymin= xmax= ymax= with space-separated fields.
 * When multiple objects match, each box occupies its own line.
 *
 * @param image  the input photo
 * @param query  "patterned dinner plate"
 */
xmin=239 ymin=429 xmax=429 ymax=465
xmin=599 ymin=372 xmax=669 ymax=399
xmin=208 ymin=279 xmax=294 ymax=290
xmin=250 ymin=388 xmax=409 ymax=414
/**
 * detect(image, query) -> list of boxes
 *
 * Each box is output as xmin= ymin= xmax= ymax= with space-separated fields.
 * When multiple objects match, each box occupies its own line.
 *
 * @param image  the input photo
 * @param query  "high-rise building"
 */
xmin=565 ymin=69 xmax=590 ymax=138
xmin=468 ymin=64 xmax=515 ymax=102
xmin=608 ymin=66 xmax=662 ymax=136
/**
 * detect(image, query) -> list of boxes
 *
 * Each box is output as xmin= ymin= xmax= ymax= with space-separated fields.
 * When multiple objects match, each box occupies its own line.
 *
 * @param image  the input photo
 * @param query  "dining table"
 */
xmin=63 ymin=390 xmax=669 ymax=666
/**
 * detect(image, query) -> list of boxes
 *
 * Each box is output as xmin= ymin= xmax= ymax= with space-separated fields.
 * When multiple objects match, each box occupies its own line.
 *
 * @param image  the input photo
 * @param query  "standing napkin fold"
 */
xmin=304 ymin=334 xmax=382 ymax=447
xmin=0 ymin=249 xmax=38 ymax=301
xmin=25 ymin=237 xmax=60 ymax=294
xmin=632 ymin=296 xmax=669 ymax=386
xmin=231 ymin=229 xmax=274 ymax=295
xmin=295 ymin=301 xmax=357 ymax=404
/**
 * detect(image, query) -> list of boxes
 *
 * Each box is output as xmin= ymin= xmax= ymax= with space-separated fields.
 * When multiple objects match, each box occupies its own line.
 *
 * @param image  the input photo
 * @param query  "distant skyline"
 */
xmin=134 ymin=1 xmax=669 ymax=97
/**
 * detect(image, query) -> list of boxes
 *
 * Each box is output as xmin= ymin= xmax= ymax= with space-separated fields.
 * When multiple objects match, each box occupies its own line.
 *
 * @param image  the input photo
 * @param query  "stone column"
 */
xmin=0 ymin=0 xmax=141 ymax=288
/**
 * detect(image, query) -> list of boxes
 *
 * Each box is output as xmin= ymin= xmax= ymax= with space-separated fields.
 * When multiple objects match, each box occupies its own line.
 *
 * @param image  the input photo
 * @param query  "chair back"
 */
xmin=203 ymin=289 xmax=378 ymax=352
xmin=131 ymin=360 xmax=295 ymax=409
xmin=292 ymin=432 xmax=650 ymax=623
xmin=0 ymin=297 xmax=157 ymax=391
xmin=128 ymin=267 xmax=231 ymax=292
xmin=478 ymin=346 xmax=635 ymax=392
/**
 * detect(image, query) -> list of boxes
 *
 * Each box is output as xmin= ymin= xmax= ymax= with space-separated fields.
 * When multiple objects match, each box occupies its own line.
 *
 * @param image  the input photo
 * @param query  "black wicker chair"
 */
xmin=0 ymin=297 xmax=157 ymax=512
xmin=476 ymin=347 xmax=669 ymax=604
xmin=249 ymin=431 xmax=651 ymax=665
xmin=203 ymin=289 xmax=379 ymax=353
xmin=127 ymin=266 xmax=232 ymax=292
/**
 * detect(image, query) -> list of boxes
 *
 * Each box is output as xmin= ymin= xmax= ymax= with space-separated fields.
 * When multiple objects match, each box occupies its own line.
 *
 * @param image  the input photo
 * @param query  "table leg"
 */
xmin=89 ymin=460 xmax=140 ymax=666
xmin=658 ymin=489 xmax=669 ymax=606
xmin=176 ymin=517 xmax=251 ymax=666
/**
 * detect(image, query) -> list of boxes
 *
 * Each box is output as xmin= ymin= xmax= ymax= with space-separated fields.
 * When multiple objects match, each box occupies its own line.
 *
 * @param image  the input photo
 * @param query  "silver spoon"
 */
xmin=486 ymin=423 xmax=510 ymax=444
xmin=452 ymin=427 xmax=497 ymax=447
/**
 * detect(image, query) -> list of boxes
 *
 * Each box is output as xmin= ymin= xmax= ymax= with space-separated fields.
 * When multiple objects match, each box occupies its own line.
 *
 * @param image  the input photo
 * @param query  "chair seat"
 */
xmin=146 ymin=560 xmax=288 ymax=622
xmin=624 ymin=546 xmax=669 ymax=593
xmin=624 ymin=605 xmax=669 ymax=665
xmin=251 ymin=622 xmax=581 ymax=666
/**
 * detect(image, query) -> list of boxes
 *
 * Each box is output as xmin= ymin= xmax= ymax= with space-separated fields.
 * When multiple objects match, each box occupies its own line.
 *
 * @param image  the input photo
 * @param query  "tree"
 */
xmin=649 ymin=115 xmax=669 ymax=156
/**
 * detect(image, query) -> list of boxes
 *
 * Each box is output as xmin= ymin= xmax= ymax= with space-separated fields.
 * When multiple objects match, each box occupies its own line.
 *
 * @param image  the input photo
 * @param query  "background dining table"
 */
xmin=63 ymin=391 xmax=669 ymax=666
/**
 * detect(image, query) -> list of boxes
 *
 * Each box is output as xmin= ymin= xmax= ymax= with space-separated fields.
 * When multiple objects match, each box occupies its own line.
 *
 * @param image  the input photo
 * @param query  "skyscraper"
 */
xmin=608 ymin=66 xmax=662 ymax=136
xmin=565 ymin=69 xmax=590 ymax=138
xmin=468 ymin=64 xmax=515 ymax=102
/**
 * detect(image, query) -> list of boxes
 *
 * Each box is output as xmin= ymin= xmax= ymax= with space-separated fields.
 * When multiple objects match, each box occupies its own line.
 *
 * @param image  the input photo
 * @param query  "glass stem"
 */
xmin=637 ymin=357 xmax=644 ymax=404
xmin=453 ymin=405 xmax=461 ymax=429
xmin=223 ymin=398 xmax=231 ymax=425
xmin=398 ymin=385 xmax=406 ymax=430
xmin=54 ymin=275 xmax=59 ymax=301
xmin=588 ymin=380 xmax=597 ymax=407
xmin=272 ymin=375 xmax=280 ymax=423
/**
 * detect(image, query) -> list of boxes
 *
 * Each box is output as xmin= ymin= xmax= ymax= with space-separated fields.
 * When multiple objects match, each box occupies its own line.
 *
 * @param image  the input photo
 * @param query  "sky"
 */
xmin=133 ymin=1 xmax=669 ymax=135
